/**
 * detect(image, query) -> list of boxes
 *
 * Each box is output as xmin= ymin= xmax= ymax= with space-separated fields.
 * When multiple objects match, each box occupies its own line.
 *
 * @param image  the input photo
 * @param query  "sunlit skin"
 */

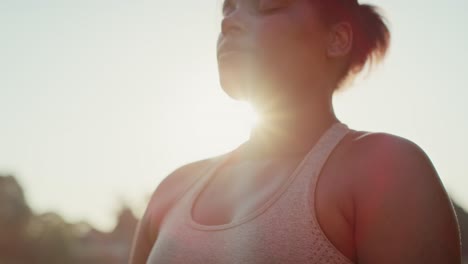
xmin=129 ymin=0 xmax=462 ymax=263
xmin=216 ymin=0 xmax=358 ymax=163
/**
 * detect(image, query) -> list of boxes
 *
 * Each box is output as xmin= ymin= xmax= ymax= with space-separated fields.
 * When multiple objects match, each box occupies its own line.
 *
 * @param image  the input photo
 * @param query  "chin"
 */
xmin=217 ymin=53 xmax=259 ymax=100
xmin=217 ymin=62 xmax=250 ymax=101
xmin=218 ymin=74 xmax=246 ymax=101
xmin=217 ymin=55 xmax=271 ymax=103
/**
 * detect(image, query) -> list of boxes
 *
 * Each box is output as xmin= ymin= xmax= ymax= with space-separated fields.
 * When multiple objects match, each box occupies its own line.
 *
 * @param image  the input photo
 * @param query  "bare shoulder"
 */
xmin=345 ymin=131 xmax=446 ymax=196
xmin=343 ymin=131 xmax=462 ymax=263
xmin=148 ymin=157 xmax=216 ymax=209
xmin=144 ymin=156 xmax=220 ymax=234
xmin=129 ymin=156 xmax=219 ymax=264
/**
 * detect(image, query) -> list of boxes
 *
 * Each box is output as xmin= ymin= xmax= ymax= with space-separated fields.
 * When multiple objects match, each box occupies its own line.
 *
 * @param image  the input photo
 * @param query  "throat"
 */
xmin=243 ymin=111 xmax=339 ymax=161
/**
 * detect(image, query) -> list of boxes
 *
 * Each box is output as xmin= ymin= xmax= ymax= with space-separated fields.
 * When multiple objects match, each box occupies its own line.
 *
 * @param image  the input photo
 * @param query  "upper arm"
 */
xmin=351 ymin=133 xmax=462 ymax=264
xmin=128 ymin=159 xmax=212 ymax=264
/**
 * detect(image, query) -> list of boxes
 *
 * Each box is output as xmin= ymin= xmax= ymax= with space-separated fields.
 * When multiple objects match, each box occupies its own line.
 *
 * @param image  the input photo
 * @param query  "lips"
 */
xmin=217 ymin=40 xmax=247 ymax=58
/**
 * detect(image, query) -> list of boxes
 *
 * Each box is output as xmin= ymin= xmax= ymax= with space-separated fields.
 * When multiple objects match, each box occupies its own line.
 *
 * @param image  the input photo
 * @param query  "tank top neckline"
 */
xmin=185 ymin=121 xmax=349 ymax=231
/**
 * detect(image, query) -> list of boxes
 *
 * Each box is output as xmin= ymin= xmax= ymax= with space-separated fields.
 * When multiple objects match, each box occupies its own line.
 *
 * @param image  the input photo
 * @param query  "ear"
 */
xmin=326 ymin=22 xmax=353 ymax=58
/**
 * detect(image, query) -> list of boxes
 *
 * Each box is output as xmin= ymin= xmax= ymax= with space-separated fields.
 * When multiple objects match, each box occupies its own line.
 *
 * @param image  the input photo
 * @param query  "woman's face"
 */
xmin=217 ymin=0 xmax=330 ymax=105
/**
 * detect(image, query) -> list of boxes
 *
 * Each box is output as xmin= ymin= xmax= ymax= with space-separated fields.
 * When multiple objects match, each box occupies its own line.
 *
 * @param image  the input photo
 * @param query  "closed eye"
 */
xmin=222 ymin=0 xmax=290 ymax=17
xmin=258 ymin=0 xmax=291 ymax=14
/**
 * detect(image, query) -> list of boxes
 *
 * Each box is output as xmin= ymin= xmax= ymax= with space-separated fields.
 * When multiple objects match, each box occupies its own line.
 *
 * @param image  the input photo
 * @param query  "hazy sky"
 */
xmin=1 ymin=0 xmax=467 ymax=231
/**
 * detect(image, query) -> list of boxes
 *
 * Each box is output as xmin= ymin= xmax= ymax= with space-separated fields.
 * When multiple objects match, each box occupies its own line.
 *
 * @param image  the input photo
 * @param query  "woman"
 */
xmin=130 ymin=0 xmax=462 ymax=263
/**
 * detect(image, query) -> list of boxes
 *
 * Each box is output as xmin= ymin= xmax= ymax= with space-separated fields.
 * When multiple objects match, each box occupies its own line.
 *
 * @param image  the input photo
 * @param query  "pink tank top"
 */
xmin=147 ymin=122 xmax=355 ymax=264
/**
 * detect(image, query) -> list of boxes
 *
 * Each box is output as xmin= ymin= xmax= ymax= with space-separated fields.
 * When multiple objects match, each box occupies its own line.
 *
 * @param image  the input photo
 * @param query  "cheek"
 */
xmin=253 ymin=13 xmax=327 ymax=76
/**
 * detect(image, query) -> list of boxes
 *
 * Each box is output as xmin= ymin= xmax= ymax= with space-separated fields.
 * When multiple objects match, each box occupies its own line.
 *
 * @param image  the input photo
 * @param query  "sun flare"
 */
xmin=240 ymin=102 xmax=260 ymax=131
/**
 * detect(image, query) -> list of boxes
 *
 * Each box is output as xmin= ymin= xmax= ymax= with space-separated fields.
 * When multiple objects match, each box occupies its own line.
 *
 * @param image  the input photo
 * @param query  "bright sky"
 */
xmin=1 ymin=0 xmax=467 ymax=231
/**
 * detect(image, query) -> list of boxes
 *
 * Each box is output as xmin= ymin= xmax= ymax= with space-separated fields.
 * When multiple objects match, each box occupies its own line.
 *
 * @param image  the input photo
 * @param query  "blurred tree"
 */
xmin=113 ymin=206 xmax=138 ymax=240
xmin=0 ymin=175 xmax=33 ymax=263
xmin=0 ymin=175 xmax=75 ymax=264
xmin=112 ymin=206 xmax=138 ymax=263
xmin=26 ymin=212 xmax=75 ymax=264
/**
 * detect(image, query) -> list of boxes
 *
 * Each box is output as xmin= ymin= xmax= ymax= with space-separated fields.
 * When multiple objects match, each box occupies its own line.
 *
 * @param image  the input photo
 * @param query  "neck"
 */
xmin=241 ymin=93 xmax=339 ymax=160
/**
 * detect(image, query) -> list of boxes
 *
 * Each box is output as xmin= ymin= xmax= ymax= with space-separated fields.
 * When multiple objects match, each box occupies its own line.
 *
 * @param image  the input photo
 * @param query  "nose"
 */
xmin=220 ymin=11 xmax=245 ymax=38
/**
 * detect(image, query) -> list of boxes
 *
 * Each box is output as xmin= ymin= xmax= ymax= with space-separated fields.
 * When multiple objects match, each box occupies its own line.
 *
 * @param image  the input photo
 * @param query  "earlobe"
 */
xmin=327 ymin=22 xmax=353 ymax=58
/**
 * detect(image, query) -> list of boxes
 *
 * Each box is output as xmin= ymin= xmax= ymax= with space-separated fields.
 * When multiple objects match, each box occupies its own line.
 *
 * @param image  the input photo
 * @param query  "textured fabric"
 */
xmin=147 ymin=122 xmax=354 ymax=264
